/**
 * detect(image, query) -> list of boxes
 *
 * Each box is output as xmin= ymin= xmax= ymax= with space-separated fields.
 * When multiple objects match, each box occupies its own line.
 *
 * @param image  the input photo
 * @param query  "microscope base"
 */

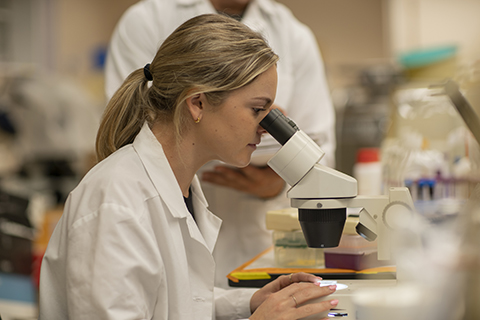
xmin=323 ymin=279 xmax=397 ymax=319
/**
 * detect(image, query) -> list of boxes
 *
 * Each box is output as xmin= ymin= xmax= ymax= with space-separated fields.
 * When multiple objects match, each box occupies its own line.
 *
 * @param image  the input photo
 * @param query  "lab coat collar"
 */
xmin=133 ymin=123 xmax=221 ymax=252
xmin=175 ymin=0 xmax=198 ymax=6
xmin=175 ymin=0 xmax=213 ymax=9
xmin=240 ymin=0 xmax=274 ymax=36
xmin=172 ymin=0 xmax=273 ymax=36
xmin=248 ymin=0 xmax=277 ymax=18
xmin=190 ymin=175 xmax=222 ymax=251
xmin=174 ymin=0 xmax=275 ymax=19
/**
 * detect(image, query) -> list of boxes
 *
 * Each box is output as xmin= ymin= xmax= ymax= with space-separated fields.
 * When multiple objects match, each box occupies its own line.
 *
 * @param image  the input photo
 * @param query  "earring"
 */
xmin=195 ymin=117 xmax=201 ymax=124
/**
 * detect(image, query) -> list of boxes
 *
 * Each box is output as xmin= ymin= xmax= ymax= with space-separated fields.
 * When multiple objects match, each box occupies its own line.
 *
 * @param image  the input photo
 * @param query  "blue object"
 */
xmin=0 ymin=272 xmax=36 ymax=303
xmin=92 ymin=45 xmax=108 ymax=70
xmin=398 ymin=45 xmax=458 ymax=69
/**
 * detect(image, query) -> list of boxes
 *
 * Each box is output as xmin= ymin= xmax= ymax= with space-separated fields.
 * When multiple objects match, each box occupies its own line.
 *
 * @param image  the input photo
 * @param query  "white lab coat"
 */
xmin=105 ymin=0 xmax=336 ymax=288
xmin=38 ymin=123 xmax=255 ymax=320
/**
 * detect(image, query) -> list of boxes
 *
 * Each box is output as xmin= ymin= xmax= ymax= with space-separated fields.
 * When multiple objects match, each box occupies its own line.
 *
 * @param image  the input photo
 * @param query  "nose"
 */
xmin=257 ymin=123 xmax=267 ymax=135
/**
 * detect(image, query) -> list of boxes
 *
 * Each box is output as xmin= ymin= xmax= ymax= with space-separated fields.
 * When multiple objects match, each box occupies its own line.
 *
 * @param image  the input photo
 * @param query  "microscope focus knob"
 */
xmin=382 ymin=201 xmax=414 ymax=230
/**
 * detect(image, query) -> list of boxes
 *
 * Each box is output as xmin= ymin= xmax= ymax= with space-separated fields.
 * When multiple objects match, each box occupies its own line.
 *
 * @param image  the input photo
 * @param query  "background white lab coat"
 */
xmin=39 ymin=123 xmax=255 ymax=320
xmin=105 ymin=0 xmax=336 ymax=288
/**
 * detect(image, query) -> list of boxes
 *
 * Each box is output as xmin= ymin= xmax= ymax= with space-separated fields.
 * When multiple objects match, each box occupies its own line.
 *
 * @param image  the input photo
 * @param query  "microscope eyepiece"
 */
xmin=260 ymin=109 xmax=299 ymax=145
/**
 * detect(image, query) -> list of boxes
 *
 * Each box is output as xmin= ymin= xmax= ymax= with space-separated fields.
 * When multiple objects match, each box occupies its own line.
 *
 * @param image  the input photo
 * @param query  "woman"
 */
xmin=105 ymin=0 xmax=336 ymax=289
xmin=38 ymin=14 xmax=338 ymax=319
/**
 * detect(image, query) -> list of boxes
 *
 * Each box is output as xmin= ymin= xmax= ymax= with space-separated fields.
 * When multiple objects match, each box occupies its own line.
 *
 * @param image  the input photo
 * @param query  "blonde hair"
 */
xmin=96 ymin=13 xmax=279 ymax=161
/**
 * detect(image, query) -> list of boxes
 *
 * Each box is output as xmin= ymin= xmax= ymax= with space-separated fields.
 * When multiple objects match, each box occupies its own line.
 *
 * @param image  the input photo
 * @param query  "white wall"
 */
xmin=0 ymin=0 xmax=53 ymax=69
xmin=387 ymin=0 xmax=480 ymax=65
xmin=277 ymin=0 xmax=388 ymax=88
xmin=6 ymin=0 xmax=479 ymax=93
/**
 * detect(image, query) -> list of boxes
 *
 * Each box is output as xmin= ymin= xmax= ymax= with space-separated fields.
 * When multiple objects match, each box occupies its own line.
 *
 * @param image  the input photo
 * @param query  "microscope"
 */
xmin=260 ymin=109 xmax=416 ymax=260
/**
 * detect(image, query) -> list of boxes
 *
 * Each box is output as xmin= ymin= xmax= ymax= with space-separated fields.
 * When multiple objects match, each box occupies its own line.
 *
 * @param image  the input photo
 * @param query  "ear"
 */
xmin=185 ymin=93 xmax=205 ymax=123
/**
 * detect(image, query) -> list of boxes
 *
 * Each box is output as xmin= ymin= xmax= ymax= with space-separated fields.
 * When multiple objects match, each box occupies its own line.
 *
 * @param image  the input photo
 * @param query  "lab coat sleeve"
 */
xmin=104 ymin=3 xmax=162 ymax=100
xmin=214 ymin=287 xmax=257 ymax=320
xmin=57 ymin=203 xmax=163 ymax=319
xmin=286 ymin=22 xmax=336 ymax=167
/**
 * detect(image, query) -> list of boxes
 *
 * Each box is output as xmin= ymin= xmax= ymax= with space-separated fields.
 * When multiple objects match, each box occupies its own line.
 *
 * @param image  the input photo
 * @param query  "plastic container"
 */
xmin=323 ymin=234 xmax=389 ymax=270
xmin=273 ymin=230 xmax=324 ymax=268
xmin=324 ymin=249 xmax=379 ymax=270
xmin=353 ymin=148 xmax=382 ymax=195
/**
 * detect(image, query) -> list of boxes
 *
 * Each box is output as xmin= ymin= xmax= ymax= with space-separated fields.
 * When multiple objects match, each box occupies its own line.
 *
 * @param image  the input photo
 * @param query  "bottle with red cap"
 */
xmin=353 ymin=148 xmax=382 ymax=195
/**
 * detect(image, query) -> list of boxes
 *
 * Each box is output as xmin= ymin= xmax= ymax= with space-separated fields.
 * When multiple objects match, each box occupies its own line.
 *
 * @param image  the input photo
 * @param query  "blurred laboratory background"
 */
xmin=0 ymin=0 xmax=479 ymax=318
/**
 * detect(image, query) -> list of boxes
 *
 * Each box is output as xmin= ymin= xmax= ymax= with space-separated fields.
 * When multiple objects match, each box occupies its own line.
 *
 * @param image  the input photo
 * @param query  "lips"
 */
xmin=249 ymin=140 xmax=261 ymax=146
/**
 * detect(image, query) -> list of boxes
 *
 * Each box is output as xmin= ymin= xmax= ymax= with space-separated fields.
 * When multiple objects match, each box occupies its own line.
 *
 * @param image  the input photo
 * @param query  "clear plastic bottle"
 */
xmin=353 ymin=148 xmax=382 ymax=195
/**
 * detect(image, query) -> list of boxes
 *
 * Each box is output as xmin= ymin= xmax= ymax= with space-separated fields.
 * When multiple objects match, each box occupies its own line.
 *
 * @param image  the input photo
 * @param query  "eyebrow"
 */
xmin=251 ymin=97 xmax=272 ymax=105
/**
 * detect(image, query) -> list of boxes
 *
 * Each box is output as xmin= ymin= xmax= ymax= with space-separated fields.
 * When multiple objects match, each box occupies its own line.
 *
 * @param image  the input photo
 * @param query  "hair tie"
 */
xmin=143 ymin=63 xmax=153 ymax=81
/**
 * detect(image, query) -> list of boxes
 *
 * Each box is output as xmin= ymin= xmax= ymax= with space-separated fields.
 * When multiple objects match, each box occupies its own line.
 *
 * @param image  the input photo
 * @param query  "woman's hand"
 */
xmin=201 ymin=165 xmax=285 ymax=199
xmin=249 ymin=273 xmax=338 ymax=320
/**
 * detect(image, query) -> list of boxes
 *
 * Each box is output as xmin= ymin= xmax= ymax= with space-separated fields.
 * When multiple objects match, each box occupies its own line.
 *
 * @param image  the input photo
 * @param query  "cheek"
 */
xmin=233 ymin=122 xmax=254 ymax=141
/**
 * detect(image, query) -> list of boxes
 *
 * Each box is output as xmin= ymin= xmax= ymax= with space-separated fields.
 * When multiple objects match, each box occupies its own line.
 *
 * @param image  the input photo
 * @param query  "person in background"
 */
xmin=105 ymin=0 xmax=336 ymax=288
xmin=39 ymin=14 xmax=339 ymax=319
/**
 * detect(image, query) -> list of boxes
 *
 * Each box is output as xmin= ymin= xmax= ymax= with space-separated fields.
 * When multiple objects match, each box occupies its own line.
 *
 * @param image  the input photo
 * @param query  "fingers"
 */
xmin=202 ymin=166 xmax=248 ymax=189
xmin=251 ymin=281 xmax=338 ymax=320
xmin=279 ymin=281 xmax=335 ymax=302
xmin=296 ymin=298 xmax=339 ymax=319
xmin=288 ymin=282 xmax=336 ymax=305
xmin=201 ymin=165 xmax=285 ymax=199
xmin=242 ymin=166 xmax=285 ymax=198
xmin=250 ymin=273 xmax=322 ymax=313
xmin=286 ymin=283 xmax=338 ymax=319
xmin=261 ymin=272 xmax=321 ymax=296
xmin=279 ymin=272 xmax=322 ymax=288
xmin=290 ymin=293 xmax=299 ymax=307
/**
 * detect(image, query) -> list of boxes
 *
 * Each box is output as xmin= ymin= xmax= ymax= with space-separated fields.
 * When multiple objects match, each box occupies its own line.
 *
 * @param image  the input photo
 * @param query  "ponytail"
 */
xmin=95 ymin=69 xmax=151 ymax=161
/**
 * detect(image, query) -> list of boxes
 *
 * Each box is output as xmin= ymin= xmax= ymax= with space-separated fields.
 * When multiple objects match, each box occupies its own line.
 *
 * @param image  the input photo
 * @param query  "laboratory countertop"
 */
xmin=227 ymin=247 xmax=396 ymax=288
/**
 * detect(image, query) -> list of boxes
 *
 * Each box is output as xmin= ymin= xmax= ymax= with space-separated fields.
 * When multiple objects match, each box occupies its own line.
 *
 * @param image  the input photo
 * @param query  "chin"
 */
xmin=230 ymin=160 xmax=250 ymax=168
xmin=236 ymin=162 xmax=250 ymax=169
xmin=221 ymin=150 xmax=253 ymax=168
xmin=225 ymin=157 xmax=251 ymax=168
